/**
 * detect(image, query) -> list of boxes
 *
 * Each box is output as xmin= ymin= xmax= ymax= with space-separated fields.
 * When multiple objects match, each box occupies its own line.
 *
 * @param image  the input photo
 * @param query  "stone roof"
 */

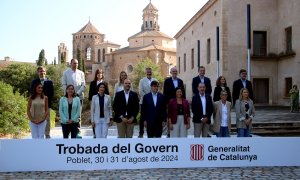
xmin=76 ymin=21 xmax=101 ymax=34
xmin=143 ymin=2 xmax=158 ymax=11
xmin=111 ymin=44 xmax=175 ymax=54
xmin=101 ymin=41 xmax=121 ymax=46
xmin=128 ymin=30 xmax=173 ymax=40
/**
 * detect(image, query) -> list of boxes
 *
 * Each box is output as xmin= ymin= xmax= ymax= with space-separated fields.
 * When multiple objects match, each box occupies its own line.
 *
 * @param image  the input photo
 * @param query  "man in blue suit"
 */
xmin=30 ymin=66 xmax=54 ymax=138
xmin=192 ymin=66 xmax=212 ymax=96
xmin=141 ymin=81 xmax=167 ymax=138
xmin=192 ymin=83 xmax=214 ymax=137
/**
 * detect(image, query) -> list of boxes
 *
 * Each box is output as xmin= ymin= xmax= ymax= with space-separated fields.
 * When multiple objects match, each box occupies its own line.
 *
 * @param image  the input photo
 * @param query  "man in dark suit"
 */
xmin=141 ymin=81 xmax=167 ymax=138
xmin=192 ymin=83 xmax=214 ymax=137
xmin=232 ymin=69 xmax=254 ymax=106
xmin=163 ymin=67 xmax=185 ymax=104
xmin=192 ymin=66 xmax=212 ymax=96
xmin=30 ymin=66 xmax=54 ymax=138
xmin=113 ymin=79 xmax=139 ymax=138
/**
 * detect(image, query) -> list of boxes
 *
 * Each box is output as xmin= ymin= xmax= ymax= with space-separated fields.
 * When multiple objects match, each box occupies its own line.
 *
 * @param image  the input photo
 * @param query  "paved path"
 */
xmin=1 ymin=167 xmax=300 ymax=179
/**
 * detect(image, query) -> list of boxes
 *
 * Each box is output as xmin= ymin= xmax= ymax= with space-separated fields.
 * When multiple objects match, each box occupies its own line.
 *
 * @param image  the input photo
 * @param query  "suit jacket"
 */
xmin=167 ymin=98 xmax=190 ymax=124
xmin=163 ymin=77 xmax=185 ymax=104
xmin=62 ymin=68 xmax=86 ymax=100
xmin=191 ymin=93 xmax=214 ymax=124
xmin=192 ymin=76 xmax=212 ymax=95
xmin=138 ymin=77 xmax=157 ymax=104
xmin=91 ymin=94 xmax=113 ymax=123
xmin=213 ymin=101 xmax=231 ymax=133
xmin=232 ymin=79 xmax=254 ymax=106
xmin=30 ymin=78 xmax=54 ymax=108
xmin=88 ymin=80 xmax=109 ymax=101
xmin=59 ymin=96 xmax=81 ymax=124
xmin=213 ymin=86 xmax=232 ymax=102
xmin=113 ymin=90 xmax=140 ymax=123
xmin=235 ymin=99 xmax=255 ymax=129
xmin=141 ymin=92 xmax=167 ymax=125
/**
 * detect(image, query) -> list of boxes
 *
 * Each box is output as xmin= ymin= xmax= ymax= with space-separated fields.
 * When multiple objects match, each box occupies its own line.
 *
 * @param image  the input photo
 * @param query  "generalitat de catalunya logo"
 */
xmin=190 ymin=144 xmax=204 ymax=161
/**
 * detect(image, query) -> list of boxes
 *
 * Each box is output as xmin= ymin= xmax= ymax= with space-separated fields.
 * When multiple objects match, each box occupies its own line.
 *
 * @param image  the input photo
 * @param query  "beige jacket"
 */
xmin=213 ymin=101 xmax=232 ymax=133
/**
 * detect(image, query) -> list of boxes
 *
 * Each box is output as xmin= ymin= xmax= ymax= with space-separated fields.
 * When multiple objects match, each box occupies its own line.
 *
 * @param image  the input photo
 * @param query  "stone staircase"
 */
xmin=231 ymin=121 xmax=300 ymax=136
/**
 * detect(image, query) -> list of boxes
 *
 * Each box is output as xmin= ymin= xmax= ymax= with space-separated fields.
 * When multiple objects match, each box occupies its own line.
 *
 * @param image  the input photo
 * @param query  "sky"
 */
xmin=0 ymin=0 xmax=208 ymax=63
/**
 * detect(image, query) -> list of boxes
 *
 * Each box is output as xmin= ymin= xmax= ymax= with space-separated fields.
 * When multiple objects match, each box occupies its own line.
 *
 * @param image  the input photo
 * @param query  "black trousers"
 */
xmin=61 ymin=123 xmax=79 ymax=138
xmin=146 ymin=123 xmax=162 ymax=138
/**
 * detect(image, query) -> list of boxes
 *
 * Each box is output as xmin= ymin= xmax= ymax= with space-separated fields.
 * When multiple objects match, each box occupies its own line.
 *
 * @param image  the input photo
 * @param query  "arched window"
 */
xmin=102 ymin=48 xmax=105 ymax=62
xmin=150 ymin=21 xmax=152 ymax=28
xmin=87 ymin=47 xmax=91 ymax=61
xmin=98 ymin=49 xmax=101 ymax=62
xmin=145 ymin=21 xmax=148 ymax=28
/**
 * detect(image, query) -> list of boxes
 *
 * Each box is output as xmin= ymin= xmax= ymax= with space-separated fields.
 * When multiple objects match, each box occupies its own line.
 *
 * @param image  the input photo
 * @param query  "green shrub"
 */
xmin=49 ymin=109 xmax=56 ymax=128
xmin=0 ymin=81 xmax=29 ymax=137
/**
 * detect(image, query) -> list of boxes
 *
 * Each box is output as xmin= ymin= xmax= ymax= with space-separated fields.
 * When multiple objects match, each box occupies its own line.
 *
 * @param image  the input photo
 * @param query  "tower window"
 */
xmin=102 ymin=48 xmax=105 ymax=62
xmin=145 ymin=21 xmax=148 ymax=28
xmin=87 ymin=47 xmax=91 ymax=61
xmin=150 ymin=21 xmax=152 ymax=28
xmin=98 ymin=49 xmax=101 ymax=62
xmin=207 ymin=38 xmax=211 ymax=64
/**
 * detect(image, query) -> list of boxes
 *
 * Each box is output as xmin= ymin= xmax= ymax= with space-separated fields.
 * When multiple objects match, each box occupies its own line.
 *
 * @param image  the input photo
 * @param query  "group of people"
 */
xmin=27 ymin=58 xmax=257 ymax=139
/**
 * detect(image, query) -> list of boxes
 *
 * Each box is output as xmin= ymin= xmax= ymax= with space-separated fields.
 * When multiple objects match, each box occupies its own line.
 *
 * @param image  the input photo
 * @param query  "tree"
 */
xmin=132 ymin=57 xmax=164 ymax=88
xmin=60 ymin=52 xmax=66 ymax=64
xmin=37 ymin=49 xmax=46 ymax=66
xmin=77 ymin=48 xmax=83 ymax=71
xmin=0 ymin=81 xmax=29 ymax=137
xmin=54 ymin=57 xmax=57 ymax=66
xmin=46 ymin=64 xmax=66 ymax=110
xmin=45 ymin=59 xmax=48 ymax=66
xmin=76 ymin=48 xmax=86 ymax=73
xmin=0 ymin=63 xmax=36 ymax=96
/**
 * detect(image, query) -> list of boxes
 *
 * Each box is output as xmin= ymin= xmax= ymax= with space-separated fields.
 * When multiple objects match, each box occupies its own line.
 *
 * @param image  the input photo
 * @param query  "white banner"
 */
xmin=1 ymin=137 xmax=300 ymax=172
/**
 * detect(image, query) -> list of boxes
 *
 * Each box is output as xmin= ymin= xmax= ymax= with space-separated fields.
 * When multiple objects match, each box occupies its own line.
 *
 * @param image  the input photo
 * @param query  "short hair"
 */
xmin=37 ymin=66 xmax=45 ymax=71
xmin=145 ymin=67 xmax=152 ymax=72
xmin=220 ymin=90 xmax=228 ymax=96
xmin=170 ymin=67 xmax=178 ymax=73
xmin=293 ymin=85 xmax=297 ymax=89
xmin=70 ymin=59 xmax=77 ymax=64
xmin=239 ymin=69 xmax=247 ymax=75
xmin=198 ymin=82 xmax=206 ymax=87
xmin=96 ymin=82 xmax=106 ymax=92
xmin=150 ymin=80 xmax=159 ymax=86
xmin=198 ymin=66 xmax=205 ymax=71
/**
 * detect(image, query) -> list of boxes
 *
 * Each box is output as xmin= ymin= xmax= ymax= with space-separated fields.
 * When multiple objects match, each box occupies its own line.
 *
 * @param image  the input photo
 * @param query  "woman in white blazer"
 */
xmin=91 ymin=82 xmax=113 ymax=138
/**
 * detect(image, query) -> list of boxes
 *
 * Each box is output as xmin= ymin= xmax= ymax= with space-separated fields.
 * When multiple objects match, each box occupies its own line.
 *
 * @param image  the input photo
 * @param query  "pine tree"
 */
xmin=60 ymin=53 xmax=65 ymax=64
xmin=37 ymin=49 xmax=46 ymax=66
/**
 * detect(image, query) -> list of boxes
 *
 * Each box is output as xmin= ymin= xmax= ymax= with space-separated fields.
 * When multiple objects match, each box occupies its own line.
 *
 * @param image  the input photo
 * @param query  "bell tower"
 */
xmin=142 ymin=1 xmax=159 ymax=31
